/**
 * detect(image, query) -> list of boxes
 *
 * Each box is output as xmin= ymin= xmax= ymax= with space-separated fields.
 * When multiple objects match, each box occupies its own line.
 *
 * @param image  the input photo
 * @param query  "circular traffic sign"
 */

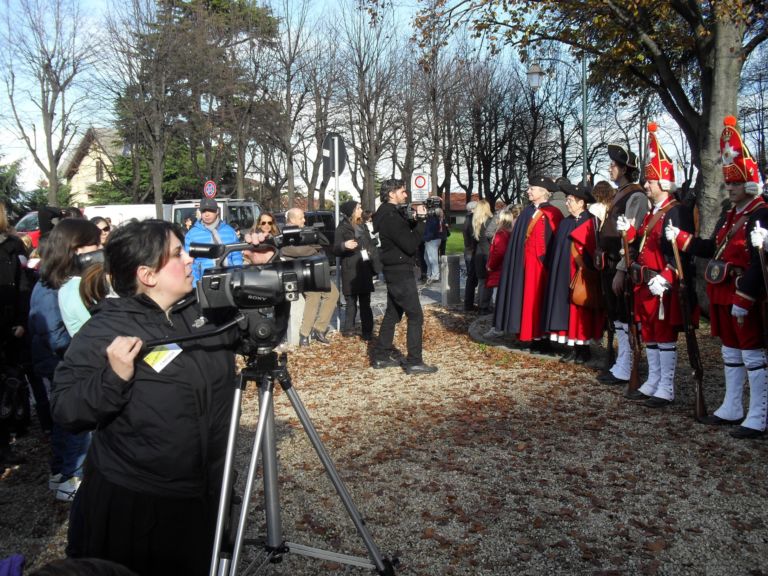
xmin=203 ymin=180 xmax=217 ymax=198
xmin=414 ymin=175 xmax=427 ymax=189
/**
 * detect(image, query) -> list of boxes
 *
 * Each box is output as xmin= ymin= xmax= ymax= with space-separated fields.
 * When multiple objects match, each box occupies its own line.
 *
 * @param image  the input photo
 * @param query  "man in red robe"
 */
xmin=493 ymin=175 xmax=563 ymax=353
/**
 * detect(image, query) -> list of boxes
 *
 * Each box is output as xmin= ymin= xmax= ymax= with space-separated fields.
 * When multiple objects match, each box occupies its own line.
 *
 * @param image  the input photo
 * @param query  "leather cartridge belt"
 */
xmin=629 ymin=262 xmax=660 ymax=284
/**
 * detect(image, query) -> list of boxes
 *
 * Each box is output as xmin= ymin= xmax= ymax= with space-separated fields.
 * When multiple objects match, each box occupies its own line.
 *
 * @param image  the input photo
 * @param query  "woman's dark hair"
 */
xmin=105 ymin=219 xmax=183 ymax=297
xmin=90 ymin=216 xmax=109 ymax=228
xmin=39 ymin=218 xmax=102 ymax=289
xmin=79 ymin=263 xmax=112 ymax=309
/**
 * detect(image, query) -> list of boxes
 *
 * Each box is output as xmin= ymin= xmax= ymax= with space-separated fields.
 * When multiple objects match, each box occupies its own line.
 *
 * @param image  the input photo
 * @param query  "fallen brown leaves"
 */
xmin=3 ymin=307 xmax=768 ymax=575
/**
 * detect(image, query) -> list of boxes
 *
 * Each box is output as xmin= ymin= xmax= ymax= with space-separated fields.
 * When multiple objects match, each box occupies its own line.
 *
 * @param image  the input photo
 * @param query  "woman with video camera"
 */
xmin=52 ymin=219 xmax=239 ymax=576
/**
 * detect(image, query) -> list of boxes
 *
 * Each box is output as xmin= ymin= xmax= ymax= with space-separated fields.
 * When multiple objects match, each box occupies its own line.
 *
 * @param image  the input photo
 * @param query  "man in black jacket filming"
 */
xmin=371 ymin=179 xmax=437 ymax=375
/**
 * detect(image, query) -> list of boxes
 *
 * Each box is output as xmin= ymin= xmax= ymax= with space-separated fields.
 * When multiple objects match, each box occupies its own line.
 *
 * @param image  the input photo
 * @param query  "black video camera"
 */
xmin=188 ymin=227 xmax=331 ymax=352
xmin=397 ymin=196 xmax=441 ymax=222
xmin=75 ymin=249 xmax=104 ymax=272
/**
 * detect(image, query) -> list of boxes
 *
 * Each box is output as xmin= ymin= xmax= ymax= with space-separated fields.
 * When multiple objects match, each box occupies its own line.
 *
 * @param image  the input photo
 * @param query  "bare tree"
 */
xmin=1 ymin=0 xmax=94 ymax=205
xmin=338 ymin=1 xmax=399 ymax=210
xmin=296 ymin=24 xmax=342 ymax=211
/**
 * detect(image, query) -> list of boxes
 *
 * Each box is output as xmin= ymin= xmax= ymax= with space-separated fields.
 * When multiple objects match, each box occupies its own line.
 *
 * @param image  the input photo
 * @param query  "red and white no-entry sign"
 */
xmin=411 ymin=172 xmax=430 ymax=202
xmin=203 ymin=180 xmax=217 ymax=198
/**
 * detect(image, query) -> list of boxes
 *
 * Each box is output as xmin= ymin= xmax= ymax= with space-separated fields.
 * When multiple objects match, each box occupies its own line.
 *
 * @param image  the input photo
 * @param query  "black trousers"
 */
xmin=600 ymin=261 xmax=630 ymax=323
xmin=374 ymin=269 xmax=424 ymax=365
xmin=343 ymin=292 xmax=373 ymax=337
xmin=464 ymin=254 xmax=478 ymax=310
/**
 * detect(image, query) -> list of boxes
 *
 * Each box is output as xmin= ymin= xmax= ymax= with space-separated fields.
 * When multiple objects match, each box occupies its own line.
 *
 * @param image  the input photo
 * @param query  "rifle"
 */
xmin=620 ymin=230 xmax=641 ymax=395
xmin=671 ymin=240 xmax=708 ymax=422
xmin=757 ymin=243 xmax=768 ymax=350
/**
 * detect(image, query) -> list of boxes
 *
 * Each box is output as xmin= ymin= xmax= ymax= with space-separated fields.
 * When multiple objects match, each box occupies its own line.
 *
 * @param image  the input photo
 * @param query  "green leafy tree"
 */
xmin=0 ymin=157 xmax=26 ymax=217
xmin=410 ymin=1 xmax=768 ymax=235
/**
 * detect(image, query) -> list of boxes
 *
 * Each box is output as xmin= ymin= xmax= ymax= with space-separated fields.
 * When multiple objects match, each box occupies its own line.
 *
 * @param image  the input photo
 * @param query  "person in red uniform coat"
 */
xmin=619 ymin=122 xmax=696 ymax=407
xmin=493 ymin=175 xmax=563 ymax=353
xmin=542 ymin=179 xmax=603 ymax=363
xmin=667 ymin=116 xmax=768 ymax=439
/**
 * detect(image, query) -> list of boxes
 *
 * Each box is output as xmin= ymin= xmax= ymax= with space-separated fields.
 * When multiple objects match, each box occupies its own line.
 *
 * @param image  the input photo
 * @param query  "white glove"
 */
xmin=750 ymin=221 xmax=768 ymax=249
xmin=616 ymin=215 xmax=633 ymax=232
xmin=647 ymin=275 xmax=669 ymax=297
xmin=665 ymin=222 xmax=680 ymax=242
xmin=731 ymin=304 xmax=749 ymax=318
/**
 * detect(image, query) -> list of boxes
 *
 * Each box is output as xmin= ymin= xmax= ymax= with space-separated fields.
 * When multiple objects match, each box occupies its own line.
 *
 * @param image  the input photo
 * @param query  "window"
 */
xmin=95 ymin=159 xmax=104 ymax=182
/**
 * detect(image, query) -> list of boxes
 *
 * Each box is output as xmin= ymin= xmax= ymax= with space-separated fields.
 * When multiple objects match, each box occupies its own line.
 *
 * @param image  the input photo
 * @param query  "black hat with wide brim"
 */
xmin=607 ymin=144 xmax=638 ymax=170
xmin=528 ymin=175 xmax=560 ymax=193
xmin=558 ymin=177 xmax=595 ymax=204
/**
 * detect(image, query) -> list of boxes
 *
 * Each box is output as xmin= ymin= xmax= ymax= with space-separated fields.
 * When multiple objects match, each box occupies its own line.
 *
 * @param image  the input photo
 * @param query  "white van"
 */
xmin=171 ymin=199 xmax=262 ymax=230
xmin=83 ymin=204 xmax=172 ymax=227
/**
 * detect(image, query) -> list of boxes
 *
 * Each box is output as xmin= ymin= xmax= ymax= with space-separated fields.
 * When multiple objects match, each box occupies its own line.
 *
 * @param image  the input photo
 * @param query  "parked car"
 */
xmin=172 ymin=199 xmax=261 ymax=231
xmin=14 ymin=211 xmax=41 ymax=248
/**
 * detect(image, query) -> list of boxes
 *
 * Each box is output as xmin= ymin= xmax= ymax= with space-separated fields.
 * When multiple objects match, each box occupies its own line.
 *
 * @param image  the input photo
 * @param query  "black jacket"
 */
xmin=333 ymin=216 xmax=375 ymax=295
xmin=51 ymin=294 xmax=239 ymax=499
xmin=372 ymin=202 xmax=425 ymax=271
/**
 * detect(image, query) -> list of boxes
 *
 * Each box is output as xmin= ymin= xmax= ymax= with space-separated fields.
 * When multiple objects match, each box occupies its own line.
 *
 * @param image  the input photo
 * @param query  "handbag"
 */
xmin=570 ymin=243 xmax=601 ymax=309
xmin=569 ymin=266 xmax=602 ymax=309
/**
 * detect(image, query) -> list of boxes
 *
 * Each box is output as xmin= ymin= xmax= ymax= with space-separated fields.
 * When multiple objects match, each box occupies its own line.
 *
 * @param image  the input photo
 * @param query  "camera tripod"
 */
xmin=210 ymin=350 xmax=397 ymax=576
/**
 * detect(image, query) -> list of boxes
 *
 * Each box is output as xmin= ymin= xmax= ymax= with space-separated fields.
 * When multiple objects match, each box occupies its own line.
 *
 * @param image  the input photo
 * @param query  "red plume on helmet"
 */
xmin=644 ymin=122 xmax=676 ymax=191
xmin=720 ymin=115 xmax=762 ymax=195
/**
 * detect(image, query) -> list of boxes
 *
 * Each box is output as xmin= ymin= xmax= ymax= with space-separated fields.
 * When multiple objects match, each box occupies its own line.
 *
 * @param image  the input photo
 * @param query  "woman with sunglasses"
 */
xmin=255 ymin=212 xmax=279 ymax=236
xmin=89 ymin=217 xmax=111 ymax=247
xmin=243 ymin=213 xmax=279 ymax=265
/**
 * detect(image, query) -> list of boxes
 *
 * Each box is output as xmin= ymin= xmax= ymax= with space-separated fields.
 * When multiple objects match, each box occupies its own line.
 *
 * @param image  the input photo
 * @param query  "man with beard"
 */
xmin=595 ymin=145 xmax=649 ymax=385
xmin=371 ymin=179 xmax=437 ymax=375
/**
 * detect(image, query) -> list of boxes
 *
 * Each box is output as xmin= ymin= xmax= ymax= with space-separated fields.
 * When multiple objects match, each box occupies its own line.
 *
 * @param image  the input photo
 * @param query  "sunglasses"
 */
xmin=99 ymin=226 xmax=110 ymax=233
xmin=259 ymin=220 xmax=273 ymax=225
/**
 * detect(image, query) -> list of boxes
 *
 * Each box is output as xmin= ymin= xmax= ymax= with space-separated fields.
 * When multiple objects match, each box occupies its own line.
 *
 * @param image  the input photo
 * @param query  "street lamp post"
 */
xmin=527 ymin=56 xmax=589 ymax=185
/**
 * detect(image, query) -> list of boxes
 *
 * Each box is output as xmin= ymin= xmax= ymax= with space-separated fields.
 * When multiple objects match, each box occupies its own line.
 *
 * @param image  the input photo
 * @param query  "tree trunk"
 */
xmin=151 ymin=144 xmax=165 ymax=219
xmin=697 ymin=18 xmax=745 ymax=238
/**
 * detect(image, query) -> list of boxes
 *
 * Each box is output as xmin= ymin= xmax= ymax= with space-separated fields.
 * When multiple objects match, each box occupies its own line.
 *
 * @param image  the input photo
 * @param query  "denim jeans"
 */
xmin=425 ymin=239 xmax=441 ymax=280
xmin=47 ymin=375 xmax=90 ymax=479
xmin=50 ymin=423 xmax=90 ymax=480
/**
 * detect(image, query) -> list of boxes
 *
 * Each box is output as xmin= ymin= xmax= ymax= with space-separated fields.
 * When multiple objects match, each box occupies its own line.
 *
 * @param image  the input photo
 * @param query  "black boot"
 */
xmin=559 ymin=348 xmax=578 ymax=363
xmin=575 ymin=345 xmax=592 ymax=364
xmin=311 ymin=328 xmax=330 ymax=345
xmin=299 ymin=334 xmax=310 ymax=347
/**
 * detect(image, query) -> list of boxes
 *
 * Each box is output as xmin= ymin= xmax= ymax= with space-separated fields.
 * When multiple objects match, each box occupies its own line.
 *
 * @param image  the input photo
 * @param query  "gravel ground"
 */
xmin=1 ymin=306 xmax=767 ymax=575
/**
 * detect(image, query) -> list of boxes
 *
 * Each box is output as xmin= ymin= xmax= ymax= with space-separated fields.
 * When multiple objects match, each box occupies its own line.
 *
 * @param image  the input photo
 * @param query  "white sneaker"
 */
xmin=48 ymin=473 xmax=63 ymax=491
xmin=55 ymin=476 xmax=81 ymax=502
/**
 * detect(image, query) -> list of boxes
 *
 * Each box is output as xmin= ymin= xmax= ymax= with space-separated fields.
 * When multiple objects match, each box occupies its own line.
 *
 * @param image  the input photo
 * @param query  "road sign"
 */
xmin=322 ymin=133 xmax=347 ymax=186
xmin=411 ymin=172 xmax=430 ymax=202
xmin=203 ymin=180 xmax=217 ymax=198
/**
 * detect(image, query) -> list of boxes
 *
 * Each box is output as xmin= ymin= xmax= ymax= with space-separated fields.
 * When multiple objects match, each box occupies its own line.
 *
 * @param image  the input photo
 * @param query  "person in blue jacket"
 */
xmin=184 ymin=197 xmax=243 ymax=284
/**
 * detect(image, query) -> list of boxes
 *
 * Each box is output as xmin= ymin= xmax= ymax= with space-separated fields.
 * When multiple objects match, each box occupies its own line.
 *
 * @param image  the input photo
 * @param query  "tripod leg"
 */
xmin=230 ymin=379 xmax=274 ymax=575
xmin=281 ymin=382 xmax=391 ymax=575
xmin=210 ymin=386 xmax=244 ymax=576
xmin=260 ymin=383 xmax=284 ymax=551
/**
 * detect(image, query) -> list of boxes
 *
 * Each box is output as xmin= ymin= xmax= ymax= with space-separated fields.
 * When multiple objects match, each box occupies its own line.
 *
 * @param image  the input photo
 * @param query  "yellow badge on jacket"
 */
xmin=143 ymin=344 xmax=182 ymax=373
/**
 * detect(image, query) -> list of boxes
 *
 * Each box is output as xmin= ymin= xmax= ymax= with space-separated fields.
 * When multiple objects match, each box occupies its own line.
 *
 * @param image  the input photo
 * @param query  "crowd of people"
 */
xmin=2 ymin=115 xmax=767 ymax=576
xmin=467 ymin=118 xmax=767 ymax=441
